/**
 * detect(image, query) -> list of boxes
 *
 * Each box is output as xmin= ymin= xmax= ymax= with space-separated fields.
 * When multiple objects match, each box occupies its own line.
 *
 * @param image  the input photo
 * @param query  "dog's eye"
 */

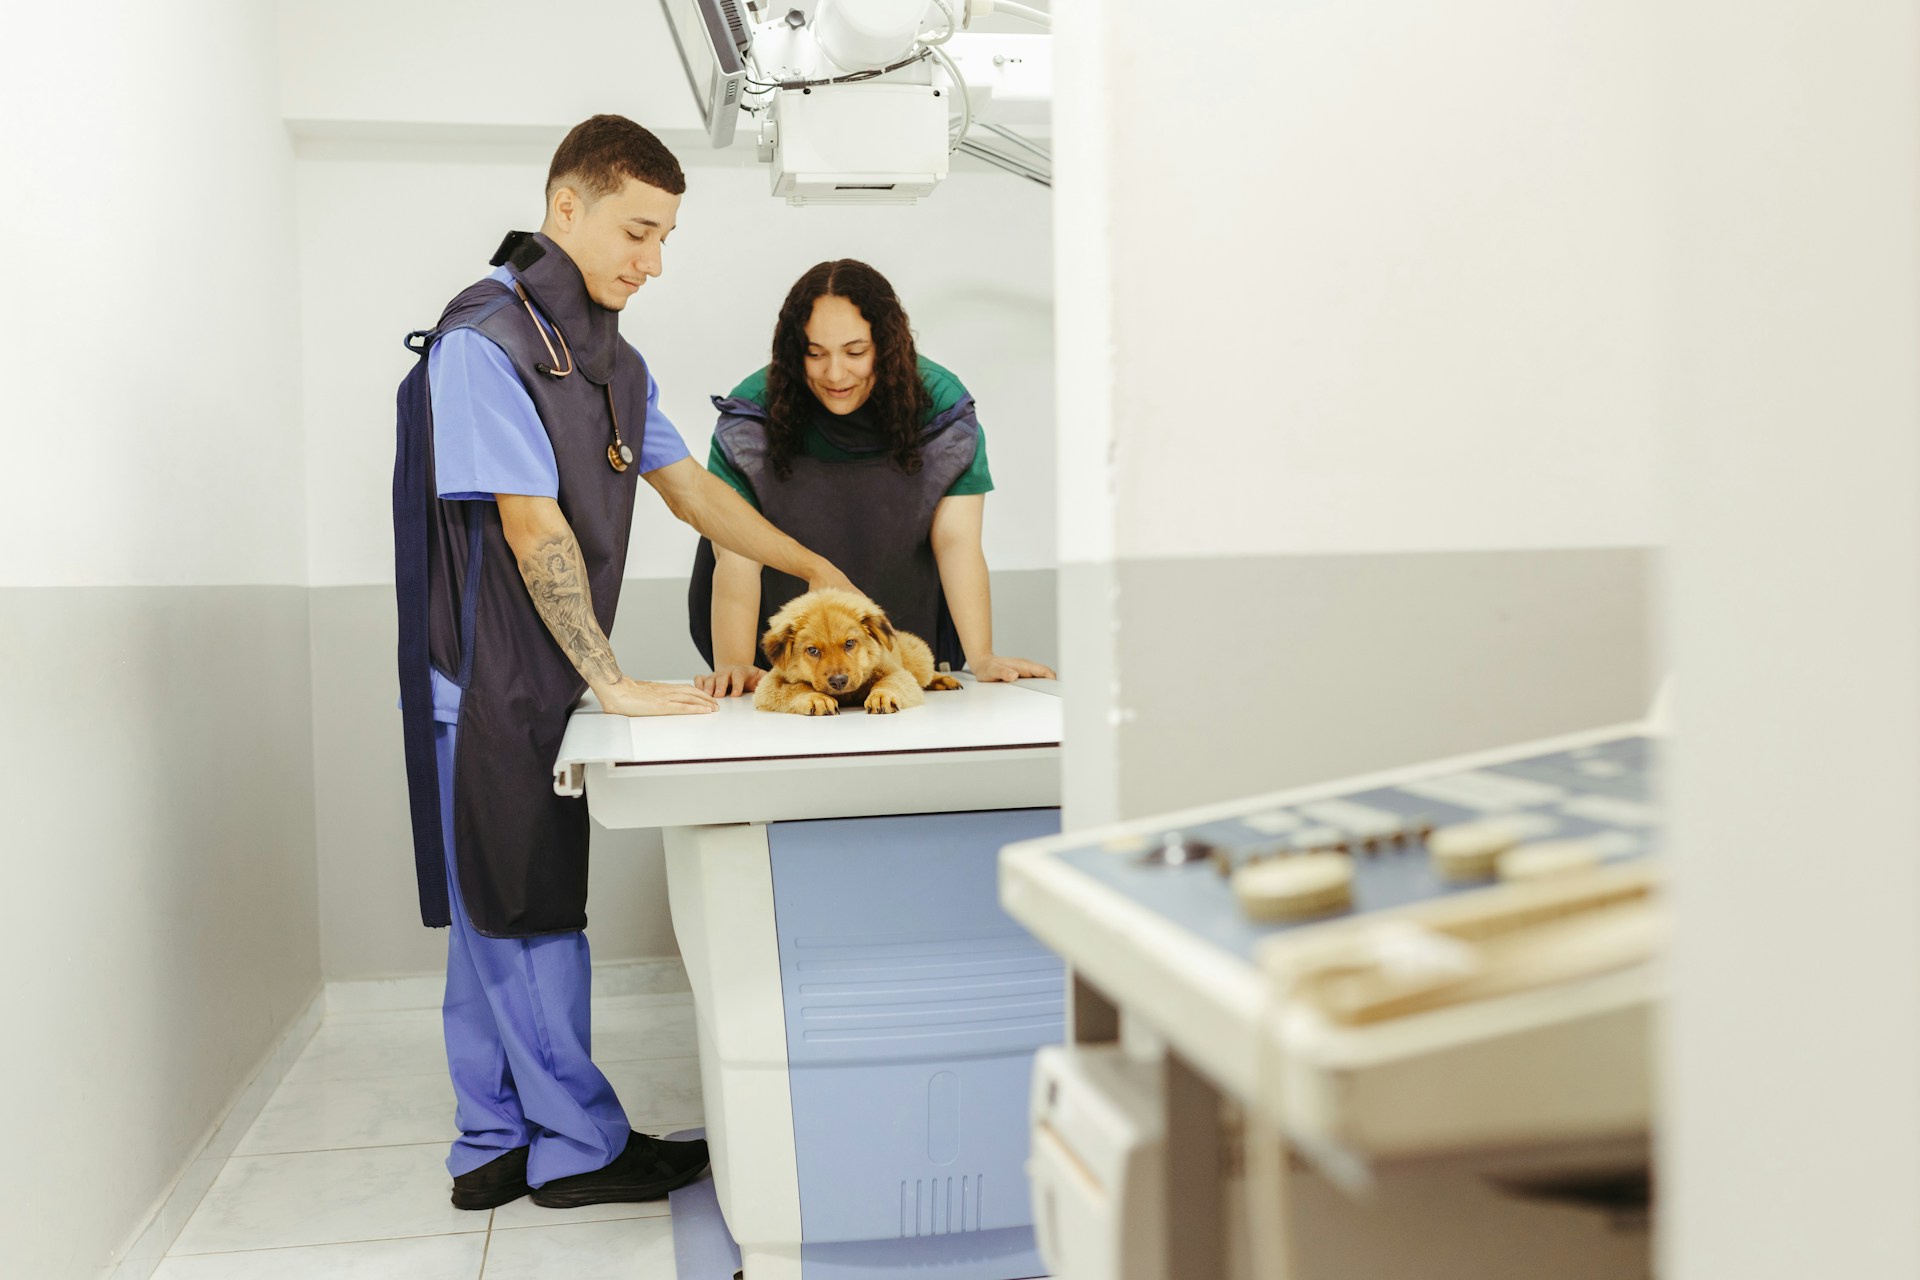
xmin=844 ymin=638 xmax=857 ymax=651
xmin=805 ymin=646 xmax=820 ymax=658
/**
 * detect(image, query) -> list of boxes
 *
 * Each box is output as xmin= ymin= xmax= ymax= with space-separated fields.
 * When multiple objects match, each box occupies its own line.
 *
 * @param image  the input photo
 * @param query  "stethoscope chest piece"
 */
xmin=513 ymin=280 xmax=634 ymax=475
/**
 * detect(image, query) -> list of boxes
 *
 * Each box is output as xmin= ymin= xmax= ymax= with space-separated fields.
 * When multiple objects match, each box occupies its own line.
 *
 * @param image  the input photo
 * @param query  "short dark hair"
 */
xmin=547 ymin=114 xmax=686 ymax=201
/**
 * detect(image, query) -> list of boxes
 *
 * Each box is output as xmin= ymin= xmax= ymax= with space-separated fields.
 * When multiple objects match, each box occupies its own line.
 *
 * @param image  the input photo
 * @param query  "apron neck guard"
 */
xmin=490 ymin=230 xmax=623 ymax=385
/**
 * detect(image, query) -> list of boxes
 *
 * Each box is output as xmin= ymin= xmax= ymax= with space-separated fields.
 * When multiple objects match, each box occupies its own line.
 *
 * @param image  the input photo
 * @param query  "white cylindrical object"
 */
xmin=813 ymin=0 xmax=928 ymax=70
xmin=1498 ymin=839 xmax=1604 ymax=883
xmin=1428 ymin=819 xmax=1524 ymax=882
xmin=1233 ymin=853 xmax=1355 ymax=921
xmin=975 ymin=0 xmax=1052 ymax=29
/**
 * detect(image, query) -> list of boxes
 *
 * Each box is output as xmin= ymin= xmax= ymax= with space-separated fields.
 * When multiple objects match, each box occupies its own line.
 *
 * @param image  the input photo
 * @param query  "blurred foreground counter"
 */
xmin=1001 ymin=722 xmax=1664 ymax=1280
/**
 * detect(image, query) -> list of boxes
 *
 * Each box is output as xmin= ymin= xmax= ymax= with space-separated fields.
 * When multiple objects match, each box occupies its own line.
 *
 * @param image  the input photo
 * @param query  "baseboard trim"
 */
xmin=105 ymin=984 xmax=327 ymax=1280
xmin=324 ymin=955 xmax=691 ymax=1016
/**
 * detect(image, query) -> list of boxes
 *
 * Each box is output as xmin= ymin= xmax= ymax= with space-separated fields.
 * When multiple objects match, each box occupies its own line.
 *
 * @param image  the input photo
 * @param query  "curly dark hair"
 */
xmin=765 ymin=260 xmax=933 ymax=481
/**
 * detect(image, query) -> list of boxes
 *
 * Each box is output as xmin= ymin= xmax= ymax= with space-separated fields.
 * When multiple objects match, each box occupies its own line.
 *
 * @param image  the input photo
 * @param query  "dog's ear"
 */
xmin=861 ymin=607 xmax=896 ymax=648
xmin=763 ymin=622 xmax=797 ymax=665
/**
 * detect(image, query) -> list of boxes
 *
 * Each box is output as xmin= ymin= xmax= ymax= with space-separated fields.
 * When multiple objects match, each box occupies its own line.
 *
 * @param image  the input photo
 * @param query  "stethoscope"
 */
xmin=514 ymin=282 xmax=634 ymax=473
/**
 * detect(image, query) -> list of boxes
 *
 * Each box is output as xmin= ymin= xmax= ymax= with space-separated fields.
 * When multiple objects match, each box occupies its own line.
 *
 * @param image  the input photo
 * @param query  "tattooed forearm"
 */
xmin=517 ymin=532 xmax=624 ymax=689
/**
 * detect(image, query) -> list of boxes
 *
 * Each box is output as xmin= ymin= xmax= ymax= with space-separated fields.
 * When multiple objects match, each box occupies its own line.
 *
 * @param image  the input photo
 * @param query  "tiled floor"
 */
xmin=156 ymin=992 xmax=703 ymax=1279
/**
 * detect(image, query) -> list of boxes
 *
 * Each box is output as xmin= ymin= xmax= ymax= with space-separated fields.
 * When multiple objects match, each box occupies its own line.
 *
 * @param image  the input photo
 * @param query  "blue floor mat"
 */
xmin=666 ymin=1129 xmax=742 ymax=1280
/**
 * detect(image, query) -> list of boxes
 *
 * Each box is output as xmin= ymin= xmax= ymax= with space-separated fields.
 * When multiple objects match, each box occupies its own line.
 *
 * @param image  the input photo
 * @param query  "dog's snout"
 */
xmin=827 ymin=672 xmax=850 ymax=691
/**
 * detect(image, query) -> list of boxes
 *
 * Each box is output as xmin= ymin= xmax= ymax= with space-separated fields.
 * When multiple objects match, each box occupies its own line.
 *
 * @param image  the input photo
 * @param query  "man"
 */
xmin=393 ymin=114 xmax=852 ymax=1211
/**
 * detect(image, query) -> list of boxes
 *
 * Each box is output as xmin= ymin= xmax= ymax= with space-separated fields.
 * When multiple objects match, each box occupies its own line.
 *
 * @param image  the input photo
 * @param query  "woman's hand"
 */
xmin=970 ymin=654 xmax=1056 ymax=683
xmin=695 ymin=664 xmax=764 ymax=697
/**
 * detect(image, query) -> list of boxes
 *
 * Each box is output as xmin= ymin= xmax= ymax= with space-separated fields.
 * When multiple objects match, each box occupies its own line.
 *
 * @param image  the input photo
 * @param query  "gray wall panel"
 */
xmin=1109 ymin=549 xmax=1656 ymax=818
xmin=309 ymin=584 xmax=678 ymax=979
xmin=1057 ymin=560 xmax=1122 ymax=829
xmin=0 ymin=586 xmax=321 ymax=1277
xmin=311 ymin=570 xmax=1057 ymax=980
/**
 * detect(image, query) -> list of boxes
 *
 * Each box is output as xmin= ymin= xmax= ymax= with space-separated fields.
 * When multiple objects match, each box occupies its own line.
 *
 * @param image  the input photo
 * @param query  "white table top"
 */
xmin=553 ymin=676 xmax=1062 ymax=782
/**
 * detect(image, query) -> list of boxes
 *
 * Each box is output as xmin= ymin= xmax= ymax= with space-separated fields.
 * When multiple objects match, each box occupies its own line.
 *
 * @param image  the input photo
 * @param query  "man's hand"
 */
xmin=648 ymin=461 xmax=857 ymax=593
xmin=971 ymin=654 xmax=1057 ymax=683
xmin=597 ymin=678 xmax=719 ymax=717
xmin=695 ymin=664 xmax=764 ymax=698
xmin=808 ymin=561 xmax=856 ymax=594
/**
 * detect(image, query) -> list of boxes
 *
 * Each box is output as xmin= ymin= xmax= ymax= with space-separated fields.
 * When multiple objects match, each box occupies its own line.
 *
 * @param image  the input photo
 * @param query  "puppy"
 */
xmin=754 ymin=589 xmax=962 ymax=716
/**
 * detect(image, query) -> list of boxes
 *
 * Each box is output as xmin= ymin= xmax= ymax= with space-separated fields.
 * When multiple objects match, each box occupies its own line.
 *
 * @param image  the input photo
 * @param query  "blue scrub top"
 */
xmin=424 ymin=263 xmax=689 ymax=719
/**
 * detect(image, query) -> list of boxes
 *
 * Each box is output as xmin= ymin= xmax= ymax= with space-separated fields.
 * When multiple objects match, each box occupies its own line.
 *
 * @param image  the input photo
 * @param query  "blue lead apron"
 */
xmin=393 ymin=231 xmax=648 ymax=938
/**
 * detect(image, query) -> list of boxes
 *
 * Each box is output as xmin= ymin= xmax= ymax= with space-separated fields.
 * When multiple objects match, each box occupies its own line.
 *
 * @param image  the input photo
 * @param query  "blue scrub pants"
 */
xmin=434 ymin=721 xmax=631 ymax=1186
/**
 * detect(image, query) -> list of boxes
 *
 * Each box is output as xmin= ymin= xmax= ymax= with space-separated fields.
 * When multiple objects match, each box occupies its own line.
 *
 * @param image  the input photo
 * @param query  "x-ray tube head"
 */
xmin=812 ymin=0 xmax=928 ymax=71
xmin=659 ymin=0 xmax=753 ymax=147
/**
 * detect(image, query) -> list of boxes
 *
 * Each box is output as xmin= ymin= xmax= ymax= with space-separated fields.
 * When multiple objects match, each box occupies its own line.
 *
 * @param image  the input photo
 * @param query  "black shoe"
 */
xmin=451 ymin=1145 xmax=531 ymax=1210
xmin=530 ymin=1130 xmax=710 ymax=1208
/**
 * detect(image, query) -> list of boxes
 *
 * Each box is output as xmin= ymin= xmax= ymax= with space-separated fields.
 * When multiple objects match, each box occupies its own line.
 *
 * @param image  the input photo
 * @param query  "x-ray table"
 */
xmin=555 ymin=678 xmax=1065 ymax=1280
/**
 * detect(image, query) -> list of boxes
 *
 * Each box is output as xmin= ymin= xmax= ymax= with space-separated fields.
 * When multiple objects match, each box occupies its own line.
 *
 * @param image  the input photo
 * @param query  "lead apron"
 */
xmin=395 ymin=231 xmax=647 ymax=938
xmin=687 ymin=398 xmax=979 ymax=671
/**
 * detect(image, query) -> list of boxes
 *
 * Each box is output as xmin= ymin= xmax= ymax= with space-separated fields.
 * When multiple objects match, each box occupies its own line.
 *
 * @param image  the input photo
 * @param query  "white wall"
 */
xmin=285 ymin=0 xmax=1058 ymax=588
xmin=1055 ymin=0 xmax=1665 ymax=828
xmin=279 ymin=0 xmax=700 ymax=137
xmin=0 ymin=4 xmax=322 ymax=1277
xmin=1660 ymin=4 xmax=1920 ymax=1276
xmin=284 ymin=0 xmax=1059 ymax=980
xmin=1085 ymin=1 xmax=1663 ymax=566
xmin=296 ymin=146 xmax=1057 ymax=588
xmin=1 ymin=4 xmax=308 ymax=585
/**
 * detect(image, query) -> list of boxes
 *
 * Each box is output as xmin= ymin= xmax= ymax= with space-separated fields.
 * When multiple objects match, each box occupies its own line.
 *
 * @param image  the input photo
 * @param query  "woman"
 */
xmin=690 ymin=259 xmax=1055 ymax=695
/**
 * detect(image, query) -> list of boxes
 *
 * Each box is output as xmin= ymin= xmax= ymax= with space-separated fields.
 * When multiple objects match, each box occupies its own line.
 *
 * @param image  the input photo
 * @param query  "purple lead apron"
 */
xmin=394 ymin=231 xmax=647 ymax=938
xmin=686 ymin=396 xmax=980 ymax=672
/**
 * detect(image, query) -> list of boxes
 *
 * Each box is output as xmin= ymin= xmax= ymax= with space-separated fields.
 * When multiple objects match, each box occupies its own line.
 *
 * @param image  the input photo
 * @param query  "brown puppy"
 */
xmin=754 ymin=589 xmax=962 ymax=716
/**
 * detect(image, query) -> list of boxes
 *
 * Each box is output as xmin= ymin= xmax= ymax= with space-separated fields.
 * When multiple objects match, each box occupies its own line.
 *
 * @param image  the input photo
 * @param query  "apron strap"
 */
xmin=393 ymin=352 xmax=452 ymax=928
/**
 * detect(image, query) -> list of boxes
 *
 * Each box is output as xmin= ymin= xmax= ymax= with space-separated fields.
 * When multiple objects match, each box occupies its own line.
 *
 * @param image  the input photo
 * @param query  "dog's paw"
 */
xmin=794 ymin=690 xmax=840 ymax=716
xmin=865 ymin=687 xmax=903 ymax=715
xmin=927 ymin=675 xmax=962 ymax=692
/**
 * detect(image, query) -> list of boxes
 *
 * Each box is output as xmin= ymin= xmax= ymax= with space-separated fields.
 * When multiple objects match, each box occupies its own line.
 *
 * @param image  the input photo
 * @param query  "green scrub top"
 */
xmin=705 ymin=356 xmax=994 ymax=509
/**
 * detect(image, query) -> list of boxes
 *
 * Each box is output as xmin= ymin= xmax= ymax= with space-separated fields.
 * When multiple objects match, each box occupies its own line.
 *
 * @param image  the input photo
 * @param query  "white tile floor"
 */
xmin=156 ymin=992 xmax=704 ymax=1279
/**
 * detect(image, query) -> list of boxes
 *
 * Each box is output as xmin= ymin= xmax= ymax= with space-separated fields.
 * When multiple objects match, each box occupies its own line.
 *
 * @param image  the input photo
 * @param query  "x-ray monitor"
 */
xmin=659 ymin=0 xmax=750 ymax=147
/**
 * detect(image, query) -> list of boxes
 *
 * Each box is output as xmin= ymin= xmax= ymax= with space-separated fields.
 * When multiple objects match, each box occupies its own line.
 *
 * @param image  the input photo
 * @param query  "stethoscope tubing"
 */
xmin=514 ymin=282 xmax=631 ymax=471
